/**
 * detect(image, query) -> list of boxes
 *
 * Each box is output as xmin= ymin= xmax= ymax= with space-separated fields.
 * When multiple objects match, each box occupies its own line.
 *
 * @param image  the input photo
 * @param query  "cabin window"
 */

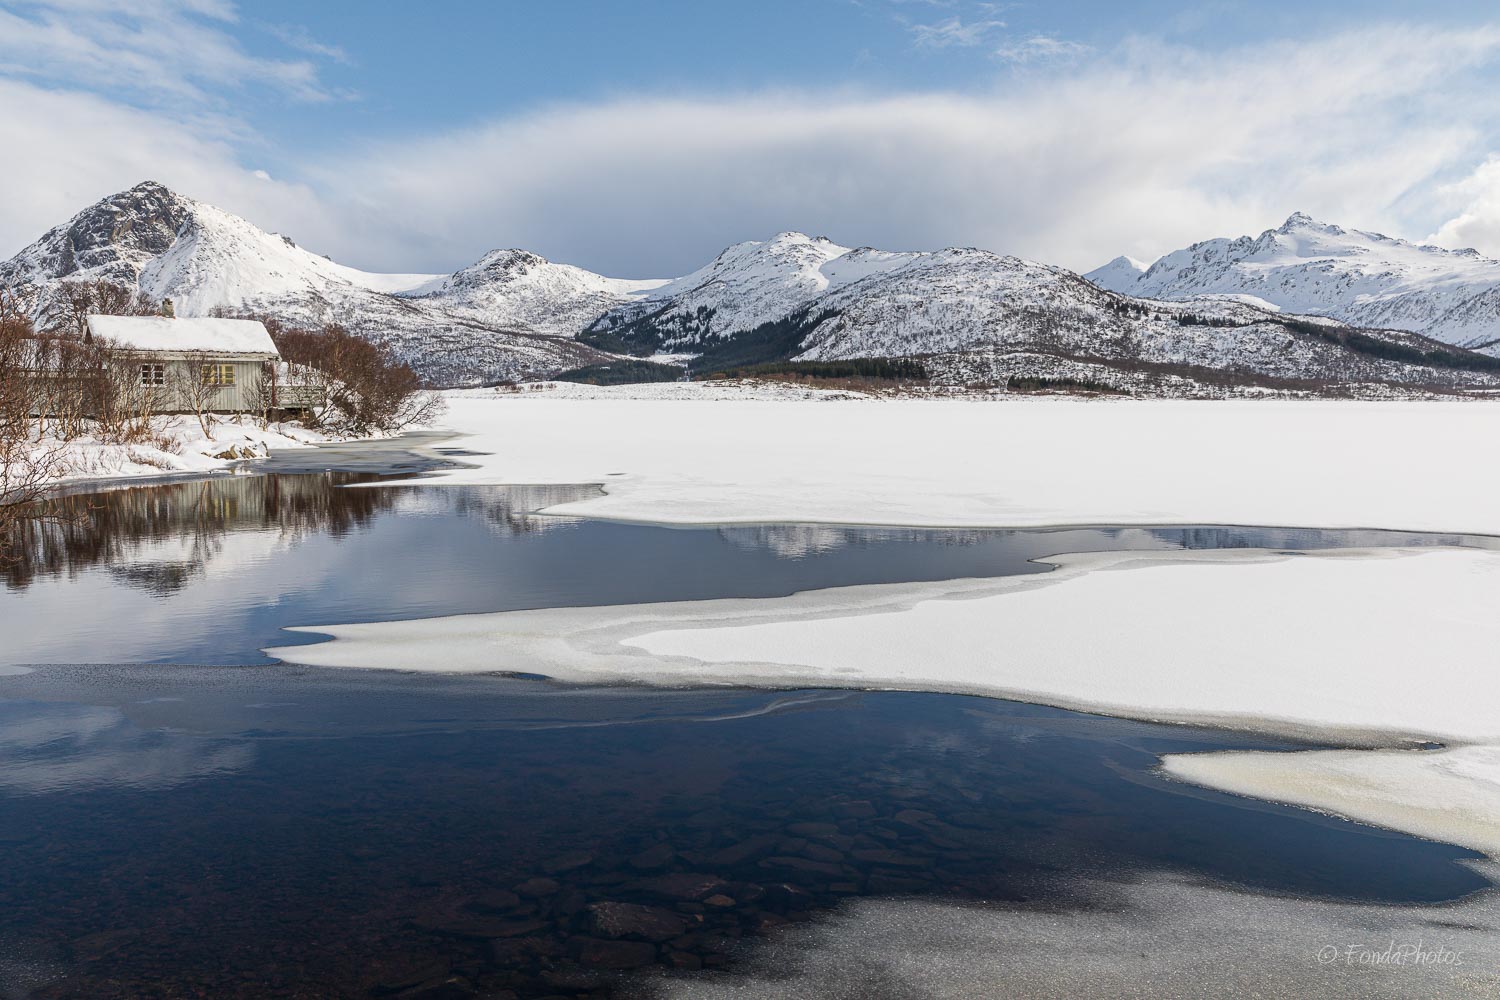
xmin=139 ymin=363 xmax=166 ymax=386
xmin=201 ymin=363 xmax=236 ymax=386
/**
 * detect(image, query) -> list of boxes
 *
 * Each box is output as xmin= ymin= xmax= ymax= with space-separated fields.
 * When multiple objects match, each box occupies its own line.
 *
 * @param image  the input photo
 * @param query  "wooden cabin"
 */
xmin=82 ymin=314 xmax=325 ymax=417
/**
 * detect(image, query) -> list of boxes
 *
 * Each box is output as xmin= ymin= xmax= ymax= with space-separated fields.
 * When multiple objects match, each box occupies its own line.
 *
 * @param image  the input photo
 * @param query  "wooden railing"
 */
xmin=272 ymin=384 xmax=326 ymax=409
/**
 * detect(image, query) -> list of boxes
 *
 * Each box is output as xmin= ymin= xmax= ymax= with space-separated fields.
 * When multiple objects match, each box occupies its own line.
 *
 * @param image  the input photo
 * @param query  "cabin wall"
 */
xmin=130 ymin=357 xmax=267 ymax=413
xmin=21 ymin=353 xmax=323 ymax=419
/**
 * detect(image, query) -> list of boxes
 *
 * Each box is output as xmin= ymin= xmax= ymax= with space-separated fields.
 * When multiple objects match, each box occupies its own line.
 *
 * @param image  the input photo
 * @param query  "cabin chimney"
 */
xmin=161 ymin=298 xmax=175 ymax=318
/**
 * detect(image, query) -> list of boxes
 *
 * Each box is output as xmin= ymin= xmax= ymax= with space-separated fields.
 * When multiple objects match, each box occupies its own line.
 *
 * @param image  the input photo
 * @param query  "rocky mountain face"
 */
xmin=4 ymin=184 xmax=1499 ymax=394
xmin=1 ymin=182 xmax=191 ymax=295
xmin=1087 ymin=213 xmax=1500 ymax=356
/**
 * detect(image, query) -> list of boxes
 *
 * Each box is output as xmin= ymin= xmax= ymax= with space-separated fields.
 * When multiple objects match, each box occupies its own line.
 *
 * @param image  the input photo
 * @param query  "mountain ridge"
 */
xmin=4 ymin=184 xmax=1500 ymax=395
xmin=1087 ymin=213 xmax=1500 ymax=355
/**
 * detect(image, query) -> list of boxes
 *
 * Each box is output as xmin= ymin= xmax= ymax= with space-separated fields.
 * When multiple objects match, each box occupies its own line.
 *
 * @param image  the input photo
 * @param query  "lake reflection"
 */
xmin=3 ymin=472 xmax=1496 ymax=668
xmin=0 ymin=668 xmax=1488 ymax=1000
xmin=0 ymin=699 xmax=253 ymax=794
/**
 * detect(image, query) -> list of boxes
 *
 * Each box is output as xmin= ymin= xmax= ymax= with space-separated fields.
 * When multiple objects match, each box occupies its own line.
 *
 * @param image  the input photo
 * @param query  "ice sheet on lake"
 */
xmin=419 ymin=392 xmax=1500 ymax=535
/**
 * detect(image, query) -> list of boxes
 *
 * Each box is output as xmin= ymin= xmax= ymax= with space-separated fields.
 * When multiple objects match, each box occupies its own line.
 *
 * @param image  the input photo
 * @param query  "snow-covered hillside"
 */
xmin=586 ymin=233 xmax=924 ymax=351
xmin=0 ymin=182 xmax=657 ymax=386
xmin=136 ymin=198 xmax=440 ymax=315
xmin=1087 ymin=213 xmax=1500 ymax=355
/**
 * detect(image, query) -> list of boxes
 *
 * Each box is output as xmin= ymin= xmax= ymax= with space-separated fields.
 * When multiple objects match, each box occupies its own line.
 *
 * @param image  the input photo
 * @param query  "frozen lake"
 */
xmin=0 ymin=458 xmax=1495 ymax=997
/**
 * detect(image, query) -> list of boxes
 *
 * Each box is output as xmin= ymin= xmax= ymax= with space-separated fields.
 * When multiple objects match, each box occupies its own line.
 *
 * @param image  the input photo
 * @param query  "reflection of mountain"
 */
xmin=717 ymin=525 xmax=997 ymax=559
xmin=0 ymin=701 xmax=252 ymax=793
xmin=1164 ymin=525 xmax=1479 ymax=551
xmin=4 ymin=473 xmax=397 ymax=592
xmin=404 ymin=485 xmax=592 ymax=538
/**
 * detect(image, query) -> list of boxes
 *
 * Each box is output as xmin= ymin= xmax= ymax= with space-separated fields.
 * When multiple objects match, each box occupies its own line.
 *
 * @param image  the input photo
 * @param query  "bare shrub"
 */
xmin=0 ymin=295 xmax=71 ymax=561
xmin=273 ymin=323 xmax=445 ymax=433
xmin=53 ymin=279 xmax=158 ymax=340
xmin=169 ymin=360 xmax=225 ymax=441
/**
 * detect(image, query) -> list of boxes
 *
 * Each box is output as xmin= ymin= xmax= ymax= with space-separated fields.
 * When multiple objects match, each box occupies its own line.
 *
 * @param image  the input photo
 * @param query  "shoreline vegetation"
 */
xmin=525 ymin=357 xmax=1500 ymax=400
xmin=1 ymin=281 xmax=444 ymax=559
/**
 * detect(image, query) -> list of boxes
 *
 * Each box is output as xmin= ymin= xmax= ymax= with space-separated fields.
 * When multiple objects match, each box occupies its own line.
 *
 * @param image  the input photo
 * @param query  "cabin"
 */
xmin=82 ymin=312 xmax=325 ymax=417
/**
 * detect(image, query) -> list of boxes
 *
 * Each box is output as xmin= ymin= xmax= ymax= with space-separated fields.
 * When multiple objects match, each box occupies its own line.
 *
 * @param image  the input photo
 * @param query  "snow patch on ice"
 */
xmin=1164 ymin=745 xmax=1500 ymax=859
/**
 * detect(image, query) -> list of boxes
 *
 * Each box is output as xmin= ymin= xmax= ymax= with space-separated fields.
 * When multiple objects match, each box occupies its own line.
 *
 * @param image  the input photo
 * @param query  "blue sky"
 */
xmin=4 ymin=1 xmax=1500 ymax=276
xmin=124 ymin=0 xmax=1500 ymax=175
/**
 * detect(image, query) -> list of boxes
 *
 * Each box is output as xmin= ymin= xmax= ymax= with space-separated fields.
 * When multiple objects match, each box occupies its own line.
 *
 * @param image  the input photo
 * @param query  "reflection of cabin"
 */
xmin=83 ymin=314 xmax=325 ymax=416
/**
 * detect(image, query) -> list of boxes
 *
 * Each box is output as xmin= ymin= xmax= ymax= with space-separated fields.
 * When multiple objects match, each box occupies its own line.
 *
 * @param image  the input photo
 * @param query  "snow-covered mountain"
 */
xmin=1083 ymin=254 xmax=1150 ymax=293
xmin=407 ymin=248 xmax=666 ymax=337
xmin=6 ymin=185 xmax=1499 ymax=393
xmin=0 ymin=181 xmax=660 ymax=385
xmin=582 ymin=231 xmax=1500 ymax=391
xmin=1087 ymin=213 xmax=1500 ymax=355
xmin=586 ymin=233 xmax=921 ymax=352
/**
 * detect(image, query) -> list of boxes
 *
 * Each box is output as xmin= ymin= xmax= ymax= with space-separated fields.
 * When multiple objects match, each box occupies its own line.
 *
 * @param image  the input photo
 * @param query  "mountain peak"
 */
xmin=1276 ymin=211 xmax=1356 ymax=238
xmin=1083 ymin=254 xmax=1150 ymax=291
xmin=123 ymin=179 xmax=174 ymax=197
xmin=473 ymin=248 xmax=548 ymax=270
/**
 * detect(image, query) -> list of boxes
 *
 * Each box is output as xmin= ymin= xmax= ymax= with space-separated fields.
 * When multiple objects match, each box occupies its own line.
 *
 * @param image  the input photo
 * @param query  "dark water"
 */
xmin=0 ymin=465 xmax=1493 ymax=999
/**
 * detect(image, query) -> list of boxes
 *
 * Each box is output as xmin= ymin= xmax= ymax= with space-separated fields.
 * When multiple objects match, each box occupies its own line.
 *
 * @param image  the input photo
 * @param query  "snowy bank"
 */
xmin=267 ymin=548 xmax=1500 ymax=857
xmin=425 ymin=391 xmax=1500 ymax=534
xmin=30 ymin=415 xmax=351 ymax=487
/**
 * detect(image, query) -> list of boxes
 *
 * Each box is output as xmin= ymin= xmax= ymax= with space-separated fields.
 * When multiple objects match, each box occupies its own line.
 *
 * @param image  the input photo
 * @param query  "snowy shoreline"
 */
xmin=25 ymin=413 xmax=372 ymax=491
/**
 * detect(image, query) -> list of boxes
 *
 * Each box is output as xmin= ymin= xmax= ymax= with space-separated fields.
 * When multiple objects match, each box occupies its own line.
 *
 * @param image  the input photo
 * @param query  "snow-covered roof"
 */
xmin=85 ymin=315 xmax=278 ymax=356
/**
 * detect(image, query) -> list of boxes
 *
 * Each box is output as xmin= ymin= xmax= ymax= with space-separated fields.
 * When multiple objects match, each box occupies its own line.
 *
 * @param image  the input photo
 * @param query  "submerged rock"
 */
xmin=587 ymin=901 xmax=687 ymax=941
xmin=628 ymin=873 xmax=728 ymax=901
xmin=513 ymin=876 xmax=560 ymax=898
xmin=571 ymin=936 xmax=658 ymax=969
xmin=629 ymin=842 xmax=677 ymax=870
xmin=710 ymin=834 xmax=779 ymax=866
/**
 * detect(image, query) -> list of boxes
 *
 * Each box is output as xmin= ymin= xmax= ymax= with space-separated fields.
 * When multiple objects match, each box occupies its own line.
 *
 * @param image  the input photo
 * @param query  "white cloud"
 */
xmin=910 ymin=16 xmax=1008 ymax=49
xmin=259 ymin=21 xmax=351 ymax=66
xmin=0 ymin=0 xmax=337 ymax=104
xmin=291 ymin=24 xmax=1500 ymax=275
xmin=0 ymin=78 xmax=333 ymax=256
xmin=1426 ymin=156 xmax=1500 ymax=252
xmin=993 ymin=33 xmax=1091 ymax=64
